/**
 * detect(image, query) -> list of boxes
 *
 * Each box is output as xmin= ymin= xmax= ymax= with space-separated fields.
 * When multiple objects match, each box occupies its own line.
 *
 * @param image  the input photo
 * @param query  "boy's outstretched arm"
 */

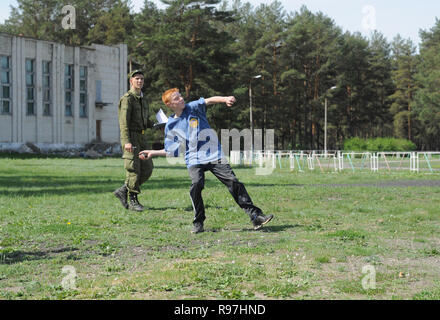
xmin=139 ymin=149 xmax=167 ymax=160
xmin=205 ymin=96 xmax=236 ymax=107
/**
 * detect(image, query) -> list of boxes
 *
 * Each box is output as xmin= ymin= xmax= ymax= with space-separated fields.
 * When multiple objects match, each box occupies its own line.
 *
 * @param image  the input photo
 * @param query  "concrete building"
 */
xmin=0 ymin=33 xmax=127 ymax=145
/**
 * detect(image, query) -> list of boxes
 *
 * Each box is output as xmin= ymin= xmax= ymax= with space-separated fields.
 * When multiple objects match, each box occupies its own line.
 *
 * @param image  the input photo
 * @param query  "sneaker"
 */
xmin=252 ymin=214 xmax=274 ymax=230
xmin=191 ymin=222 xmax=204 ymax=234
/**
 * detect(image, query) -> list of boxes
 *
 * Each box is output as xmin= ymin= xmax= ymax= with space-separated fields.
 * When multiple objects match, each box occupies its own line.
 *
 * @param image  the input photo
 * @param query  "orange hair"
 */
xmin=162 ymin=88 xmax=179 ymax=105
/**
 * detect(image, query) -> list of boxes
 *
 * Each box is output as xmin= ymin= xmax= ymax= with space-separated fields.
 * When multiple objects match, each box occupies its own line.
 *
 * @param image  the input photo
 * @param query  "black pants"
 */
xmin=188 ymin=163 xmax=263 ymax=224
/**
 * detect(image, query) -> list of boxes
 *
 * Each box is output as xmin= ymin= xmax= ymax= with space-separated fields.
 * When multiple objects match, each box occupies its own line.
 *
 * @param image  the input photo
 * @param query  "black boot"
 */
xmin=128 ymin=192 xmax=144 ymax=212
xmin=252 ymin=214 xmax=274 ymax=230
xmin=113 ymin=185 xmax=128 ymax=209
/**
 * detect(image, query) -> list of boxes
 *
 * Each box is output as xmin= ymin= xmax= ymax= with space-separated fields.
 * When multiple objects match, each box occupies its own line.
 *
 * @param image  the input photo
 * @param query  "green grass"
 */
xmin=0 ymin=156 xmax=440 ymax=300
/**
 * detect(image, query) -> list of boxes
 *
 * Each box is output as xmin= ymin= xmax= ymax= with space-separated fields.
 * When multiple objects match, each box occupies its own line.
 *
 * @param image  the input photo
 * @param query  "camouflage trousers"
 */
xmin=122 ymin=131 xmax=154 ymax=194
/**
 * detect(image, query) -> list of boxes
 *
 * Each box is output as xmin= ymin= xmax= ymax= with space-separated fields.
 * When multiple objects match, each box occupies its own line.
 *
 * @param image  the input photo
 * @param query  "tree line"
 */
xmin=1 ymin=0 xmax=439 ymax=150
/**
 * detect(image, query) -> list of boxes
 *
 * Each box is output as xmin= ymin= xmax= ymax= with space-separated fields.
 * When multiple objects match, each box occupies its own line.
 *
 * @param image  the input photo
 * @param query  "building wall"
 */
xmin=93 ymin=43 xmax=127 ymax=144
xmin=0 ymin=33 xmax=127 ymax=144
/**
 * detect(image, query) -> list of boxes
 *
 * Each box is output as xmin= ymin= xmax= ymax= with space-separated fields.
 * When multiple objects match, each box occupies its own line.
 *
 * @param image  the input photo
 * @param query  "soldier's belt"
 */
xmin=130 ymin=129 xmax=146 ymax=134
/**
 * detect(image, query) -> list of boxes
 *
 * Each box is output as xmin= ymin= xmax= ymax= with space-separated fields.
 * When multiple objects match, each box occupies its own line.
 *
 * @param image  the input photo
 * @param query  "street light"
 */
xmin=249 ymin=75 xmax=262 ymax=160
xmin=324 ymin=86 xmax=337 ymax=157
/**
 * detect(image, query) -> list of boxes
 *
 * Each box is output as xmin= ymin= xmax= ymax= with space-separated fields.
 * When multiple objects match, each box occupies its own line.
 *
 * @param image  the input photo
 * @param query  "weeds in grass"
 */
xmin=0 ymin=156 xmax=439 ymax=299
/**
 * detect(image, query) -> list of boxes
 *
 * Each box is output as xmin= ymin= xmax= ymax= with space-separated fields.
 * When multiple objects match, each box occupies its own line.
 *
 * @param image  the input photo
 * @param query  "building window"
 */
xmin=0 ymin=56 xmax=11 ymax=114
xmin=79 ymin=66 xmax=87 ymax=118
xmin=26 ymin=59 xmax=35 ymax=115
xmin=42 ymin=61 xmax=51 ymax=116
xmin=65 ymin=64 xmax=73 ymax=117
xmin=96 ymin=80 xmax=102 ymax=102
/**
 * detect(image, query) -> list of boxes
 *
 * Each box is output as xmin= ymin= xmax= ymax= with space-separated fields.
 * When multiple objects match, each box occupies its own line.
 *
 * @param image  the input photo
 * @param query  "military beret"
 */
xmin=129 ymin=70 xmax=144 ymax=78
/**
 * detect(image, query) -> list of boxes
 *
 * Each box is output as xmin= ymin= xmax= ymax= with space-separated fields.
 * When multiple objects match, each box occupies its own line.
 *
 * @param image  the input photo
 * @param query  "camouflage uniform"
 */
xmin=118 ymin=87 xmax=154 ymax=195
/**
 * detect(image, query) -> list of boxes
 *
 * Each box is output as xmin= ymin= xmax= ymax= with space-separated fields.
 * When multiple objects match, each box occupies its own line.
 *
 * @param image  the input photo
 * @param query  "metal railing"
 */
xmin=229 ymin=150 xmax=440 ymax=173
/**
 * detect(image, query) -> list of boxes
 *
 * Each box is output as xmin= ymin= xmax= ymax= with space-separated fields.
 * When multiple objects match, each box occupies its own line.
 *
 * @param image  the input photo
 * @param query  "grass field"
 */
xmin=1 ymin=155 xmax=440 ymax=300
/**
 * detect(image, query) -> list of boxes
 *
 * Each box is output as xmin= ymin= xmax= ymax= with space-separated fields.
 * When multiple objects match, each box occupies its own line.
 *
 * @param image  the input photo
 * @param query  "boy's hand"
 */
xmin=139 ymin=149 xmax=167 ymax=160
xmin=139 ymin=150 xmax=153 ymax=160
xmin=205 ymin=96 xmax=236 ymax=106
xmin=225 ymin=96 xmax=236 ymax=107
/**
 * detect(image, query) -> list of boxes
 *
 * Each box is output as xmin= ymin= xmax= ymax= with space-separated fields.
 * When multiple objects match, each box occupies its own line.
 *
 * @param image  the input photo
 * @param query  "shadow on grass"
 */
xmin=0 ymin=171 xmax=251 ymax=198
xmin=0 ymin=175 xmax=192 ymax=197
xmin=0 ymin=247 xmax=79 ymax=265
xmin=245 ymin=183 xmax=304 ymax=188
xmin=230 ymin=224 xmax=301 ymax=233
xmin=0 ymin=152 xmax=84 ymax=159
xmin=141 ymin=206 xmax=185 ymax=212
xmin=259 ymin=224 xmax=302 ymax=232
xmin=0 ymin=160 xmax=305 ymax=199
xmin=140 ymin=204 xmax=223 ymax=212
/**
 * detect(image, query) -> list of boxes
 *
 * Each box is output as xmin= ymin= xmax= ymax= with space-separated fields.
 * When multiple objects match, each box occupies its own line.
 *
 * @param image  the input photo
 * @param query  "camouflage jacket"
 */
xmin=118 ymin=89 xmax=149 ymax=146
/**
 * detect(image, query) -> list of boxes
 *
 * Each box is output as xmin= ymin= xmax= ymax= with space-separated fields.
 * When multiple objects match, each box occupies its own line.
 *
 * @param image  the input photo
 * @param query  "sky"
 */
xmin=1 ymin=0 xmax=439 ymax=47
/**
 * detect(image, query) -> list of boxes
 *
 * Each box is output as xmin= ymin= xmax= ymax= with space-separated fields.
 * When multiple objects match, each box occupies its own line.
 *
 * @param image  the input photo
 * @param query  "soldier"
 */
xmin=113 ymin=70 xmax=153 ymax=212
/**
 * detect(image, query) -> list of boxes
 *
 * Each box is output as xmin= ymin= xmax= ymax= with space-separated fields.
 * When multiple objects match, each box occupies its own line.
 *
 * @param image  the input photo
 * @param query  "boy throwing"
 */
xmin=139 ymin=89 xmax=273 ymax=233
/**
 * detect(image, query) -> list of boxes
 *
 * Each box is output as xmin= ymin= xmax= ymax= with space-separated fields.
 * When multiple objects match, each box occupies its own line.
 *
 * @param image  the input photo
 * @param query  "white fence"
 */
xmin=229 ymin=151 xmax=440 ymax=173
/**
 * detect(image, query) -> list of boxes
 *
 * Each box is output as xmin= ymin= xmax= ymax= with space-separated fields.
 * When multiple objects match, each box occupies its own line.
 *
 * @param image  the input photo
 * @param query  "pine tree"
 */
xmin=1 ymin=0 xmax=133 ymax=46
xmin=87 ymin=0 xmax=134 ymax=45
xmin=334 ymin=32 xmax=370 ymax=142
xmin=252 ymin=1 xmax=287 ymax=149
xmin=220 ymin=0 xmax=263 ymax=134
xmin=389 ymin=35 xmax=418 ymax=141
xmin=283 ymin=6 xmax=342 ymax=149
xmin=364 ymin=31 xmax=394 ymax=138
xmin=133 ymin=0 xmax=237 ymax=132
xmin=0 ymin=0 xmax=59 ymax=39
xmin=413 ymin=19 xmax=440 ymax=150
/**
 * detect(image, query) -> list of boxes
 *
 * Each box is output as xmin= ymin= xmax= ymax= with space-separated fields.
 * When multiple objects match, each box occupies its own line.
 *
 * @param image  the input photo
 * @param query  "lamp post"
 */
xmin=324 ymin=86 xmax=337 ymax=157
xmin=249 ymin=75 xmax=262 ymax=160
